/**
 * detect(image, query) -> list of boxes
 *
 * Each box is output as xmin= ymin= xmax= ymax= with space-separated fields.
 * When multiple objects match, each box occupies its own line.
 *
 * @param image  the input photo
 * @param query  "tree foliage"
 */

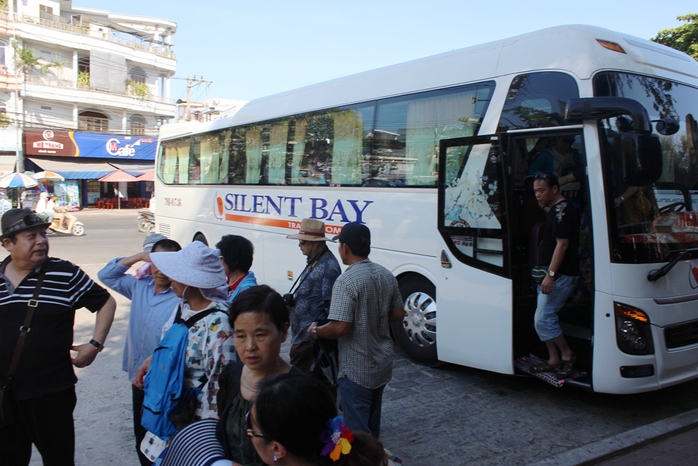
xmin=14 ymin=46 xmax=66 ymax=75
xmin=652 ymin=14 xmax=698 ymax=60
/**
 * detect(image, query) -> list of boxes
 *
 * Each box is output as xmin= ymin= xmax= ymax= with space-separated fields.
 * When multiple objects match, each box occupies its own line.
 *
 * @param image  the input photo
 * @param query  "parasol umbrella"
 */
xmin=0 ymin=172 xmax=39 ymax=189
xmin=98 ymin=170 xmax=139 ymax=209
xmin=136 ymin=170 xmax=155 ymax=182
xmin=33 ymin=170 xmax=65 ymax=182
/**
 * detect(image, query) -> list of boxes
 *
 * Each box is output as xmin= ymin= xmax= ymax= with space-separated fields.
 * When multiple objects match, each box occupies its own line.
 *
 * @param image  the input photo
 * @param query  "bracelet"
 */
xmin=311 ymin=325 xmax=318 ymax=339
xmin=620 ymin=196 xmax=625 ymax=202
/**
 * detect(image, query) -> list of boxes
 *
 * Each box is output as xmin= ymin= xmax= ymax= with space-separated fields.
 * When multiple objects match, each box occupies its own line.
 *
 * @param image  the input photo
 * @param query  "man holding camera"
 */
xmin=285 ymin=218 xmax=341 ymax=380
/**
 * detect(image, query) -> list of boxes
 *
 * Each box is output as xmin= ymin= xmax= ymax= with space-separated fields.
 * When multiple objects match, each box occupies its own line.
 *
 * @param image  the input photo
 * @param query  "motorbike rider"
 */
xmin=35 ymin=192 xmax=53 ymax=222
xmin=48 ymin=194 xmax=69 ymax=230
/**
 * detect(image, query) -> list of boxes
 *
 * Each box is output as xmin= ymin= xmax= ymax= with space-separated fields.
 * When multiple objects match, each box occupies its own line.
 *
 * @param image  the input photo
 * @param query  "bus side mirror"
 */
xmin=621 ymin=132 xmax=662 ymax=186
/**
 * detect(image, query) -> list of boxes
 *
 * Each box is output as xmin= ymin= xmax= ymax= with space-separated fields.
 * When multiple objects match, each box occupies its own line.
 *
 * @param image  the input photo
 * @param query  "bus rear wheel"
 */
xmin=391 ymin=274 xmax=439 ymax=366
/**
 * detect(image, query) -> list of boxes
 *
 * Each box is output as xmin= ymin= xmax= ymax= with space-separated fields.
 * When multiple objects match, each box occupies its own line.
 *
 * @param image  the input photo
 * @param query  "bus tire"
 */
xmin=193 ymin=233 xmax=208 ymax=245
xmin=391 ymin=274 xmax=439 ymax=366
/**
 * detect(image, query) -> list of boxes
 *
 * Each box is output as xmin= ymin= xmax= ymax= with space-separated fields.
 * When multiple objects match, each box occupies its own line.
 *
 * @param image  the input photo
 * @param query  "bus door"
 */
xmin=505 ymin=131 xmax=594 ymax=385
xmin=436 ymin=136 xmax=515 ymax=373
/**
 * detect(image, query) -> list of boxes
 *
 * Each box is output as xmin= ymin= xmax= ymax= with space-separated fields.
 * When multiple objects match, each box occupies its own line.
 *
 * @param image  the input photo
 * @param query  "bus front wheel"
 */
xmin=193 ymin=233 xmax=208 ymax=245
xmin=391 ymin=274 xmax=439 ymax=366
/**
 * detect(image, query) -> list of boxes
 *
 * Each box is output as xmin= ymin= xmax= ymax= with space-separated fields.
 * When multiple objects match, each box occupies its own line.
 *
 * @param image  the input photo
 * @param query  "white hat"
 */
xmin=150 ymin=241 xmax=226 ymax=289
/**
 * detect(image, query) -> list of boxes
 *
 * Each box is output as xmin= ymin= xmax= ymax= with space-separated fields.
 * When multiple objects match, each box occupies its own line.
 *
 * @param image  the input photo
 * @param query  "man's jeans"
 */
xmin=337 ymin=377 xmax=385 ymax=438
xmin=534 ymin=275 xmax=579 ymax=341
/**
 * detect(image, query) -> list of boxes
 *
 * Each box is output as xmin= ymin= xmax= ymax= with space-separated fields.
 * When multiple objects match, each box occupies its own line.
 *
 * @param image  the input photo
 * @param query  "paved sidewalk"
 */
xmin=531 ymin=407 xmax=698 ymax=465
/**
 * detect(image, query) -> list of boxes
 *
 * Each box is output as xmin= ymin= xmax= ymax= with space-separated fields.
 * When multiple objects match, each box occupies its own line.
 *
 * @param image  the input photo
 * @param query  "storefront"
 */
xmin=23 ymin=129 xmax=156 ymax=207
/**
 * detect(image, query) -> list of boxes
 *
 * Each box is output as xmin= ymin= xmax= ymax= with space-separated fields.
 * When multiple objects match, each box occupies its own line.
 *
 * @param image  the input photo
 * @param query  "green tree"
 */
xmin=652 ymin=14 xmax=698 ymax=60
xmin=14 ymin=46 xmax=66 ymax=75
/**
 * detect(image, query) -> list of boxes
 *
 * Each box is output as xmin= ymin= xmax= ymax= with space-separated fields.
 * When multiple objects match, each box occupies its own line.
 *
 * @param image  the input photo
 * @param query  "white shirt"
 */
xmin=35 ymin=198 xmax=48 ymax=214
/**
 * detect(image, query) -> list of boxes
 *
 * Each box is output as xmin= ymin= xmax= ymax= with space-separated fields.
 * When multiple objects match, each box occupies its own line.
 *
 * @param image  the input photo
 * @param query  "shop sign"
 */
xmin=23 ymin=130 xmax=157 ymax=160
xmin=24 ymin=129 xmax=77 ymax=156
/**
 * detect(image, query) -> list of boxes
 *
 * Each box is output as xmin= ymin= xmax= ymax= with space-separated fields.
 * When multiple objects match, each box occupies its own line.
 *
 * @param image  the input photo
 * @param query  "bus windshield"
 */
xmin=595 ymin=72 xmax=698 ymax=264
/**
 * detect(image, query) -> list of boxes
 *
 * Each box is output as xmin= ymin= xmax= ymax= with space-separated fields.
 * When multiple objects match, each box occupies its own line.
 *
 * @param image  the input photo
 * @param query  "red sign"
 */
xmin=23 ymin=129 xmax=78 ymax=156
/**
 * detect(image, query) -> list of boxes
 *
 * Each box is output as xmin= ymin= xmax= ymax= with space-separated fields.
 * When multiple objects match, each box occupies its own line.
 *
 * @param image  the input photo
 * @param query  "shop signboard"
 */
xmin=24 ymin=130 xmax=156 ymax=160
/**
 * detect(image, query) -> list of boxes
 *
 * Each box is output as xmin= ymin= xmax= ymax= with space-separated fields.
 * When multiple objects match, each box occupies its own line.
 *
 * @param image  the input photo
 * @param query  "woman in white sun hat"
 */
xmin=135 ymin=241 xmax=236 ymax=461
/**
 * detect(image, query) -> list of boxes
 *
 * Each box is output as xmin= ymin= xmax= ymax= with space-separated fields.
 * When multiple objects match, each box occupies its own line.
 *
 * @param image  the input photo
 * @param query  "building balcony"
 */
xmin=23 ymin=75 xmax=176 ymax=120
xmin=0 ymin=10 xmax=175 ymax=61
xmin=25 ymin=74 xmax=175 ymax=106
xmin=0 ymin=66 xmax=21 ymax=90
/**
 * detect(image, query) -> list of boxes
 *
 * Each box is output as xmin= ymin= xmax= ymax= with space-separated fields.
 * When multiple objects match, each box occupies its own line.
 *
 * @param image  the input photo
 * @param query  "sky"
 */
xmin=80 ymin=0 xmax=697 ymax=104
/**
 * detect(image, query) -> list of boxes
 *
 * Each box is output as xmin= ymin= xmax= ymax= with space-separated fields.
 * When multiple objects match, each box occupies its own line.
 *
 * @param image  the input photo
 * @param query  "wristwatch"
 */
xmin=548 ymin=270 xmax=556 ymax=278
xmin=311 ymin=326 xmax=318 ymax=339
xmin=89 ymin=339 xmax=104 ymax=352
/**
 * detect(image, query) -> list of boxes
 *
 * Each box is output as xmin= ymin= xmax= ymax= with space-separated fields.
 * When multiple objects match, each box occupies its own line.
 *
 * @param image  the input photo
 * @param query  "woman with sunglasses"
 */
xmin=249 ymin=372 xmax=389 ymax=466
xmin=160 ymin=285 xmax=303 ymax=466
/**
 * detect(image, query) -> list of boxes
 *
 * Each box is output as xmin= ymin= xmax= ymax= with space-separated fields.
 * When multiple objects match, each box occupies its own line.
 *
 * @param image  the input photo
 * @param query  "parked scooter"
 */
xmin=138 ymin=210 xmax=155 ymax=233
xmin=48 ymin=211 xmax=85 ymax=236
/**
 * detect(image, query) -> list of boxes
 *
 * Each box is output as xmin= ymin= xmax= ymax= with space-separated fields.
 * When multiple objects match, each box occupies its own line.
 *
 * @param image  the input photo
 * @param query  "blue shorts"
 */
xmin=534 ymin=275 xmax=579 ymax=341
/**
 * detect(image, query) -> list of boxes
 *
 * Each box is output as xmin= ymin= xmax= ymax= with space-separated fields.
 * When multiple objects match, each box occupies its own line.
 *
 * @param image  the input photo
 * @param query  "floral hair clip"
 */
xmin=320 ymin=416 xmax=354 ymax=461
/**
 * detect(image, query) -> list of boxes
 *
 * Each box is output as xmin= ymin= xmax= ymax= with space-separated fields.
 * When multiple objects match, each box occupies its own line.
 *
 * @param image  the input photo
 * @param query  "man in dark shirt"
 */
xmin=531 ymin=174 xmax=580 ymax=378
xmin=285 ymin=218 xmax=341 ymax=380
xmin=0 ymin=209 xmax=116 ymax=465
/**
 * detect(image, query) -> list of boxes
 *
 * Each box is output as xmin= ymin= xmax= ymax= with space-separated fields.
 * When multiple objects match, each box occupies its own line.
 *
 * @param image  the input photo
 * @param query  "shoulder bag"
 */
xmin=1 ymin=270 xmax=46 ymax=427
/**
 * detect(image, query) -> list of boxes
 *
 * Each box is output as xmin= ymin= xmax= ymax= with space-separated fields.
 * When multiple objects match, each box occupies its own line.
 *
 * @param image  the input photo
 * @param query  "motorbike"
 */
xmin=138 ymin=210 xmax=155 ymax=233
xmin=48 ymin=212 xmax=85 ymax=236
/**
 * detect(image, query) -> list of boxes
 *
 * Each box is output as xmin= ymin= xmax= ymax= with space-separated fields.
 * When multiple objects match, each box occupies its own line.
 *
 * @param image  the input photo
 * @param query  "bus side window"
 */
xmin=227 ymin=128 xmax=248 ymax=185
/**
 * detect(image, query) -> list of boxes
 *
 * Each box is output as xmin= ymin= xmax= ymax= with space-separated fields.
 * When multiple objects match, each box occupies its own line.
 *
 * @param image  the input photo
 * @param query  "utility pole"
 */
xmin=184 ymin=76 xmax=212 ymax=121
xmin=10 ymin=37 xmax=24 ymax=173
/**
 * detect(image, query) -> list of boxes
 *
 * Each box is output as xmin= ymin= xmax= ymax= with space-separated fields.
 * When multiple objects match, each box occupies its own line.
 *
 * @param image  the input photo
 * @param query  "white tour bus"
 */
xmin=154 ymin=25 xmax=698 ymax=394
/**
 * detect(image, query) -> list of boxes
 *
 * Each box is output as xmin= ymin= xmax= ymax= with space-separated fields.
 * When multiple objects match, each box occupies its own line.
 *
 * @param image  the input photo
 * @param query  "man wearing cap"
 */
xmin=98 ymin=234 xmax=181 ymax=466
xmin=285 ymin=218 xmax=341 ymax=379
xmin=308 ymin=222 xmax=404 ymax=438
xmin=0 ymin=208 xmax=116 ymax=464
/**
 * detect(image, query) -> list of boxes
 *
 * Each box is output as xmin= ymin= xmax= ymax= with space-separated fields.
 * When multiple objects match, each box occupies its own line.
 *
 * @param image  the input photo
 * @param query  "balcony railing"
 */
xmin=0 ymin=11 xmax=175 ymax=60
xmin=24 ymin=74 xmax=176 ymax=105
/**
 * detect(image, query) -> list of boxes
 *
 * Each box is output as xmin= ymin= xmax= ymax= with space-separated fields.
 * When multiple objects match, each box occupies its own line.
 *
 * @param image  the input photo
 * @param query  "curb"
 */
xmin=529 ymin=407 xmax=698 ymax=465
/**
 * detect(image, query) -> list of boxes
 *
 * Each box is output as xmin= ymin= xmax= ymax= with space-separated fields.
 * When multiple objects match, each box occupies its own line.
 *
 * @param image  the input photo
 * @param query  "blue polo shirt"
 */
xmin=98 ymin=258 xmax=179 ymax=382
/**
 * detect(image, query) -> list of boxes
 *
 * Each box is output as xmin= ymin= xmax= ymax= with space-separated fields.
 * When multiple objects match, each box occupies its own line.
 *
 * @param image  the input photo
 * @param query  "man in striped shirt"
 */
xmin=0 ymin=208 xmax=116 ymax=465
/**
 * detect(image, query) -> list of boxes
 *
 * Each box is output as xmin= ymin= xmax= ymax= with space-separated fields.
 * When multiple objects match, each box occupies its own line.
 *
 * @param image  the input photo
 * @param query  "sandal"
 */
xmin=530 ymin=361 xmax=559 ymax=373
xmin=557 ymin=354 xmax=577 ymax=378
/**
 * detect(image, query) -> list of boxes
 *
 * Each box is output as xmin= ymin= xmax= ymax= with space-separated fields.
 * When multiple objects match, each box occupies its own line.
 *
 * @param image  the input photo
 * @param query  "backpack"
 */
xmin=141 ymin=307 xmax=217 ymax=440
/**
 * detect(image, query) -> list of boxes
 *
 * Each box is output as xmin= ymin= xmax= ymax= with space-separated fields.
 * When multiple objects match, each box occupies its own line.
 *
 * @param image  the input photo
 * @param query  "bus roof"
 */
xmin=160 ymin=24 xmax=698 ymax=139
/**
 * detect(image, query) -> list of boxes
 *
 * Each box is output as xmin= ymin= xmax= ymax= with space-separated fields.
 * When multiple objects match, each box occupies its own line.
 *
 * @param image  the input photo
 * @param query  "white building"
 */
xmin=0 ymin=0 xmax=176 ymax=206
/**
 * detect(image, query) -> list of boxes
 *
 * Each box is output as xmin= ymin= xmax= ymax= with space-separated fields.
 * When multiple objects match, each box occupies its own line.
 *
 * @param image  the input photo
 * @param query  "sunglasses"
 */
xmin=245 ymin=410 xmax=269 ymax=439
xmin=5 ymin=214 xmax=45 ymax=232
xmin=533 ymin=172 xmax=549 ymax=180
xmin=298 ymin=240 xmax=307 ymax=246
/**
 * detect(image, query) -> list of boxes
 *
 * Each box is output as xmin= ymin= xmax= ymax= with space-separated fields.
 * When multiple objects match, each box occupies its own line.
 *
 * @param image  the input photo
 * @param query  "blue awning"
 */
xmin=58 ymin=170 xmax=115 ymax=180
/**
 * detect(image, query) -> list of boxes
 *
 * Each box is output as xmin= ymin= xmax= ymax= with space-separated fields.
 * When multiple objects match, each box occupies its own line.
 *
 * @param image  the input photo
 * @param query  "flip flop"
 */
xmin=530 ymin=361 xmax=559 ymax=373
xmin=557 ymin=354 xmax=577 ymax=378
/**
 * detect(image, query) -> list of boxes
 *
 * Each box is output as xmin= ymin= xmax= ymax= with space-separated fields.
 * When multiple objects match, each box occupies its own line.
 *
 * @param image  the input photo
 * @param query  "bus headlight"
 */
xmin=614 ymin=302 xmax=654 ymax=355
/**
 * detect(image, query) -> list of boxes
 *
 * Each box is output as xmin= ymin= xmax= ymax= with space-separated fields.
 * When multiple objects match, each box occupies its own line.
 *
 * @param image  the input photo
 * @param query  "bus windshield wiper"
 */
xmin=647 ymin=248 xmax=698 ymax=282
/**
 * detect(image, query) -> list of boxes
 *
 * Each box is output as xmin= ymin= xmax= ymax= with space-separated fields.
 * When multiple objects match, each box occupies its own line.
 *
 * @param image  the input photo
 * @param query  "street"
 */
xmin=26 ymin=209 xmax=698 ymax=465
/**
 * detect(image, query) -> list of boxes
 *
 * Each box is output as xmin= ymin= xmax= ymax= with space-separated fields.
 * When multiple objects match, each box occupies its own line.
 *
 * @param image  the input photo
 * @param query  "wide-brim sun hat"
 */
xmin=1 ymin=208 xmax=51 ymax=239
xmin=150 ymin=241 xmax=227 ymax=289
xmin=286 ymin=218 xmax=330 ymax=242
